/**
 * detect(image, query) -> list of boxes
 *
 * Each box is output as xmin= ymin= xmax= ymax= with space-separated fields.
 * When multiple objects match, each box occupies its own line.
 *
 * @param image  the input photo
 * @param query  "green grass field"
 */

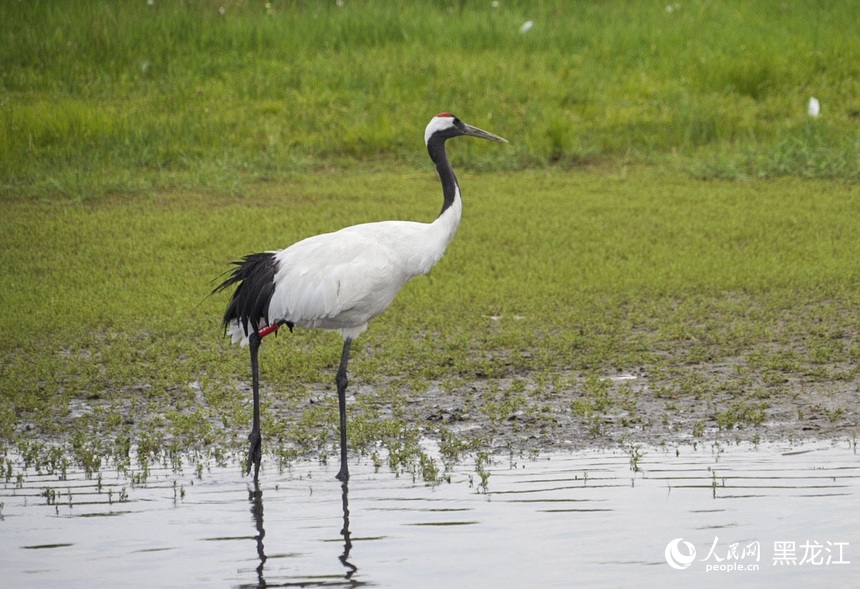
xmin=1 ymin=1 xmax=858 ymax=479
xmin=2 ymin=0 xmax=858 ymax=200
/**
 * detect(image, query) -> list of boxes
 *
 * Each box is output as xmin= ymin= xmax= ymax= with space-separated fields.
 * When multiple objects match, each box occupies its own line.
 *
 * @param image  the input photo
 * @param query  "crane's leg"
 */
xmin=247 ymin=331 xmax=263 ymax=481
xmin=244 ymin=323 xmax=286 ymax=482
xmin=335 ymin=338 xmax=353 ymax=482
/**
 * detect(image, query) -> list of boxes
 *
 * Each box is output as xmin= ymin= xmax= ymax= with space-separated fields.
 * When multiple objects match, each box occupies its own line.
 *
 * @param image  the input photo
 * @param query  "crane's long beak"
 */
xmin=463 ymin=123 xmax=508 ymax=143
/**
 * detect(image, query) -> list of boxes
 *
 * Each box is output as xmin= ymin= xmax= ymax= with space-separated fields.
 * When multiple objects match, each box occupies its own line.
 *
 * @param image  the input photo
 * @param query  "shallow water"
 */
xmin=1 ymin=441 xmax=858 ymax=588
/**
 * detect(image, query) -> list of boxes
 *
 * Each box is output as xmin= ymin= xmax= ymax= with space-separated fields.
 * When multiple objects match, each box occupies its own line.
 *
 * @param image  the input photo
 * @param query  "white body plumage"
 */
xmin=226 ymin=193 xmax=462 ymax=345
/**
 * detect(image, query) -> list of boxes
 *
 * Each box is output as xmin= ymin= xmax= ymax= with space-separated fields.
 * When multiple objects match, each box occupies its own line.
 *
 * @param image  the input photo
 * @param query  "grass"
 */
xmin=1 ymin=0 xmax=858 ymax=200
xmin=2 ymin=166 xmax=859 ymax=478
xmin=1 ymin=1 xmax=858 ymax=480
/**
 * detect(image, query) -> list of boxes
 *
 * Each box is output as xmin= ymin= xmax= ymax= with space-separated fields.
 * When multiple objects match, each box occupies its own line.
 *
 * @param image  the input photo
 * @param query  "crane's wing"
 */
xmin=267 ymin=226 xmax=414 ymax=333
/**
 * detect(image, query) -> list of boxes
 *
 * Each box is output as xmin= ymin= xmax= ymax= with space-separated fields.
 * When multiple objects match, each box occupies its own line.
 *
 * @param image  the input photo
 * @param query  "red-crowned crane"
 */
xmin=214 ymin=113 xmax=507 ymax=482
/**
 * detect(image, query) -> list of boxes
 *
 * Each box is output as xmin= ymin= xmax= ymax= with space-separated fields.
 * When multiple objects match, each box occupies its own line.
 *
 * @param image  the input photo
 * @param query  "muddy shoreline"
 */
xmin=271 ymin=356 xmax=860 ymax=467
xmin=8 ymin=355 xmax=858 ymax=475
xmin=401 ymin=370 xmax=856 ymax=453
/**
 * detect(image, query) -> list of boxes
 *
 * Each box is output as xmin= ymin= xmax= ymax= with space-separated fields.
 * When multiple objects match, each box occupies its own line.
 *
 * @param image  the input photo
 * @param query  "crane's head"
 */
xmin=424 ymin=112 xmax=508 ymax=146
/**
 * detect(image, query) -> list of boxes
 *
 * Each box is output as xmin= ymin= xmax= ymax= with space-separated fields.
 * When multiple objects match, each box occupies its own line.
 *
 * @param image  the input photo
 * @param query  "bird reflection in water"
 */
xmin=339 ymin=481 xmax=357 ymax=579
xmin=248 ymin=483 xmax=266 ymax=586
xmin=247 ymin=480 xmax=358 ymax=587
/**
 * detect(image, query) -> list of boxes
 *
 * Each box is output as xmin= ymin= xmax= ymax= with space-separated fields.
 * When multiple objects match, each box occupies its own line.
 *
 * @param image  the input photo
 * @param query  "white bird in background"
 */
xmin=808 ymin=97 xmax=820 ymax=118
xmin=214 ymin=113 xmax=507 ymax=482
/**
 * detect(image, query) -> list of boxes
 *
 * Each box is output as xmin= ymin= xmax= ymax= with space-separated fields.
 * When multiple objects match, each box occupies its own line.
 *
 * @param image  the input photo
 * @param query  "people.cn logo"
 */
xmin=665 ymin=538 xmax=697 ymax=570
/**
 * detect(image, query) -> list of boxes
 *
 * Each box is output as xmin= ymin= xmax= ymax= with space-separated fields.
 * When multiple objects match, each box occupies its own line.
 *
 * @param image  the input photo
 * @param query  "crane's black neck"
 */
xmin=427 ymin=135 xmax=459 ymax=217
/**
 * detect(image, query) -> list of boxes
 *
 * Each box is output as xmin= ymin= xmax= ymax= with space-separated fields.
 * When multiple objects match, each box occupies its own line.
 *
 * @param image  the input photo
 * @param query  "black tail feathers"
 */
xmin=212 ymin=252 xmax=279 ymax=336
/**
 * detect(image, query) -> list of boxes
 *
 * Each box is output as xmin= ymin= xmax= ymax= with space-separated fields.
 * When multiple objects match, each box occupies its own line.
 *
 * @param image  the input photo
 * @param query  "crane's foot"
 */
xmin=246 ymin=429 xmax=262 ymax=480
